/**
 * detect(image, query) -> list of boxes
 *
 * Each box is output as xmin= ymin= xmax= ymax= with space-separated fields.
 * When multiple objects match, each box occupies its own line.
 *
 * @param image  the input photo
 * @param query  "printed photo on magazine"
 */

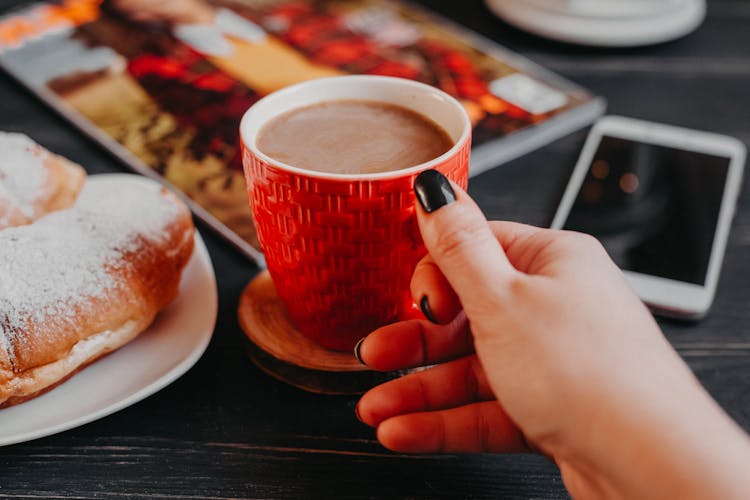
xmin=0 ymin=0 xmax=604 ymax=261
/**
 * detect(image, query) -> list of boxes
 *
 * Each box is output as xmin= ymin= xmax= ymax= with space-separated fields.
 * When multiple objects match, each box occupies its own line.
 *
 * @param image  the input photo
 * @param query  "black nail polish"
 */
xmin=354 ymin=337 xmax=366 ymax=365
xmin=420 ymin=295 xmax=438 ymax=324
xmin=414 ymin=169 xmax=456 ymax=213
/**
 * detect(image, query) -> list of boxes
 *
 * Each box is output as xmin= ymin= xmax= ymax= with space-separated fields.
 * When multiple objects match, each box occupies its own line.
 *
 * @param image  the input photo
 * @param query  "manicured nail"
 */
xmin=420 ymin=295 xmax=438 ymax=324
xmin=414 ymin=169 xmax=456 ymax=213
xmin=354 ymin=337 xmax=366 ymax=365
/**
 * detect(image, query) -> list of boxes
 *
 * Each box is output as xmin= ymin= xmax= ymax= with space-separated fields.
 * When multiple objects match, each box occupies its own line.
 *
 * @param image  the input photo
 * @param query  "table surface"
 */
xmin=1 ymin=1 xmax=748 ymax=498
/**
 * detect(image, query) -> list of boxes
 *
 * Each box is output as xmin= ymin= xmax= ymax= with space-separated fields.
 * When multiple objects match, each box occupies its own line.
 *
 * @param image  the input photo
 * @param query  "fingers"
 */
xmin=376 ymin=401 xmax=530 ymax=454
xmin=410 ymin=255 xmax=462 ymax=324
xmin=356 ymin=313 xmax=472 ymax=372
xmin=356 ymin=355 xmax=493 ymax=427
xmin=413 ymin=170 xmax=517 ymax=318
xmin=486 ymin=220 xmax=548 ymax=274
xmin=486 ymin=221 xmax=613 ymax=277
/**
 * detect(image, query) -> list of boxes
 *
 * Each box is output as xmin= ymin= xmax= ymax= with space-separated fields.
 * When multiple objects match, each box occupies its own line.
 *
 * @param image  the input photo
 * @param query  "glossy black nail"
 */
xmin=354 ymin=337 xmax=366 ymax=365
xmin=414 ymin=169 xmax=456 ymax=213
xmin=420 ymin=295 xmax=438 ymax=324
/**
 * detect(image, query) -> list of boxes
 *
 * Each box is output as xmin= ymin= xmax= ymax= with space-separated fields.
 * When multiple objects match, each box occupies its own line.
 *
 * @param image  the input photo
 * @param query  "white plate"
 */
xmin=484 ymin=0 xmax=706 ymax=47
xmin=0 ymin=193 xmax=218 ymax=447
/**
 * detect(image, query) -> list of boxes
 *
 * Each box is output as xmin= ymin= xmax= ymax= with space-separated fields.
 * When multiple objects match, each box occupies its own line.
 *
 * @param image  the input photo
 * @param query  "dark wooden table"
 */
xmin=1 ymin=1 xmax=748 ymax=498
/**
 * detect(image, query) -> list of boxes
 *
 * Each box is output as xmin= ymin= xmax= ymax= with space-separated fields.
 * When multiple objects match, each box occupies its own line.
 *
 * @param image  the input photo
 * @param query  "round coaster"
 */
xmin=238 ymin=271 xmax=399 ymax=395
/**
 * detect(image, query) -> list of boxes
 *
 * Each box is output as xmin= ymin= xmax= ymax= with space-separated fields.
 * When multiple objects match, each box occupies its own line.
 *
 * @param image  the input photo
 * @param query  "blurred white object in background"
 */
xmin=484 ymin=0 xmax=707 ymax=47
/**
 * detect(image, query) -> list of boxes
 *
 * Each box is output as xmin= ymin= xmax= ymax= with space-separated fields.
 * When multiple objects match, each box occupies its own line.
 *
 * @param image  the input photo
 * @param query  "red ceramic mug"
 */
xmin=241 ymin=76 xmax=471 ymax=351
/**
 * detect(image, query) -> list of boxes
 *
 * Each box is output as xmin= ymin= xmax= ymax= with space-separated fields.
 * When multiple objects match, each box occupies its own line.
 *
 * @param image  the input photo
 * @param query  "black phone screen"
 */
xmin=562 ymin=136 xmax=730 ymax=285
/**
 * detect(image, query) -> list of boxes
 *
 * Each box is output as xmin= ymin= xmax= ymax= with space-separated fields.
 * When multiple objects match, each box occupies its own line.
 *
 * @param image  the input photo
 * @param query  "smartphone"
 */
xmin=551 ymin=116 xmax=746 ymax=319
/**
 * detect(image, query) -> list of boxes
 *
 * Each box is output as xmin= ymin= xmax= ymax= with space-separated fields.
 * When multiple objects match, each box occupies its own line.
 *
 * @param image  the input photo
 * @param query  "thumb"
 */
xmin=413 ymin=169 xmax=516 ymax=317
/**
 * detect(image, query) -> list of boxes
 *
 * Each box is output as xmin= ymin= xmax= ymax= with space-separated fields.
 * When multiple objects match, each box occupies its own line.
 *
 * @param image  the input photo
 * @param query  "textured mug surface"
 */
xmin=241 ymin=76 xmax=471 ymax=351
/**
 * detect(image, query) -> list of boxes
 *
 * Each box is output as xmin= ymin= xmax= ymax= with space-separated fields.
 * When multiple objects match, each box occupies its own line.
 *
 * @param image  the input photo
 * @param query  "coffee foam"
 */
xmin=257 ymin=100 xmax=453 ymax=175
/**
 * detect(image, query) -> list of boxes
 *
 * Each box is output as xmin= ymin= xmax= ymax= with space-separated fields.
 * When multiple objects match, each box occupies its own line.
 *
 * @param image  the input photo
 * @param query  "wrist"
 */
xmin=570 ymin=364 xmax=750 ymax=499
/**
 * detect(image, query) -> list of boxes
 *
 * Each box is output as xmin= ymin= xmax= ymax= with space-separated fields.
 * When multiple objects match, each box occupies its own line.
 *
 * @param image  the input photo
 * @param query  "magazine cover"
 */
xmin=0 ymin=0 xmax=605 ymax=261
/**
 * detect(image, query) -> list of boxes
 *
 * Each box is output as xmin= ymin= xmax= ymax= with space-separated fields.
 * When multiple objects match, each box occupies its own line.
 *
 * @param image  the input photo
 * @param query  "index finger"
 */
xmin=414 ymin=170 xmax=517 ymax=318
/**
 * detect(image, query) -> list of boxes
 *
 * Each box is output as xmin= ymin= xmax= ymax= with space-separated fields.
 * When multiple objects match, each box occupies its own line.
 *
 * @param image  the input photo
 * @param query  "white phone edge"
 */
xmin=551 ymin=115 xmax=747 ymax=320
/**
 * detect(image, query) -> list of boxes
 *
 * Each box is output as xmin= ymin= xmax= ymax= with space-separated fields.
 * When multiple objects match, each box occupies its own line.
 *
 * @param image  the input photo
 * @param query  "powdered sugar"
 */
xmin=74 ymin=176 xmax=182 ymax=240
xmin=0 ymin=175 xmax=183 ymax=363
xmin=0 ymin=133 xmax=51 ymax=225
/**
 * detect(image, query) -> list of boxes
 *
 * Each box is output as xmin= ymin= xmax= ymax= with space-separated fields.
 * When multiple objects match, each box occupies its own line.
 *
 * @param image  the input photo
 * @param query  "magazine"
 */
xmin=0 ymin=0 xmax=605 ymax=262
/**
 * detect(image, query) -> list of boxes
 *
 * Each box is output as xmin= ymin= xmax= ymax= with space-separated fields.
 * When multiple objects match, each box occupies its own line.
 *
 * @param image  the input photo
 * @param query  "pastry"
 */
xmin=0 ymin=175 xmax=194 ymax=408
xmin=0 ymin=132 xmax=86 ymax=229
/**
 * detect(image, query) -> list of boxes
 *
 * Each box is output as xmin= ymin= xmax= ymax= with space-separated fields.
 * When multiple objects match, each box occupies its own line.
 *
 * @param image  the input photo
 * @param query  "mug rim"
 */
xmin=240 ymin=75 xmax=472 ymax=181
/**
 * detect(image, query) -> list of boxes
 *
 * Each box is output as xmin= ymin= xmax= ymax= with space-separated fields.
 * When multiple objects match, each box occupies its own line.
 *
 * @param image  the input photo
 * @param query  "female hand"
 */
xmin=355 ymin=170 xmax=750 ymax=500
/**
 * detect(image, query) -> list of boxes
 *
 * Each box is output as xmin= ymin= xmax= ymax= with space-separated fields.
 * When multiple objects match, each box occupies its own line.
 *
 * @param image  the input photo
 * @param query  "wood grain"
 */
xmin=238 ymin=271 xmax=401 ymax=395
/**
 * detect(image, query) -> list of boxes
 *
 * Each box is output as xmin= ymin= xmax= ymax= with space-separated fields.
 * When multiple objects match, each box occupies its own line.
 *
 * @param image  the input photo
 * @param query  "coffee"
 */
xmin=256 ymin=100 xmax=453 ymax=174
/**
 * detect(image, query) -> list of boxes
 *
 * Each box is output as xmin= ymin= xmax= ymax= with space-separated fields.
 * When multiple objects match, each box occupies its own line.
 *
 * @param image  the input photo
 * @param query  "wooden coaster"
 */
xmin=238 ymin=271 xmax=399 ymax=395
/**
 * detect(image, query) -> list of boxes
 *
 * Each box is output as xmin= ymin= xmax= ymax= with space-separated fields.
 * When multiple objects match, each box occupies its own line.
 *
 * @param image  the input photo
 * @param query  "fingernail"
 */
xmin=354 ymin=402 xmax=364 ymax=423
xmin=354 ymin=337 xmax=366 ymax=365
xmin=420 ymin=295 xmax=438 ymax=324
xmin=414 ymin=169 xmax=456 ymax=213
